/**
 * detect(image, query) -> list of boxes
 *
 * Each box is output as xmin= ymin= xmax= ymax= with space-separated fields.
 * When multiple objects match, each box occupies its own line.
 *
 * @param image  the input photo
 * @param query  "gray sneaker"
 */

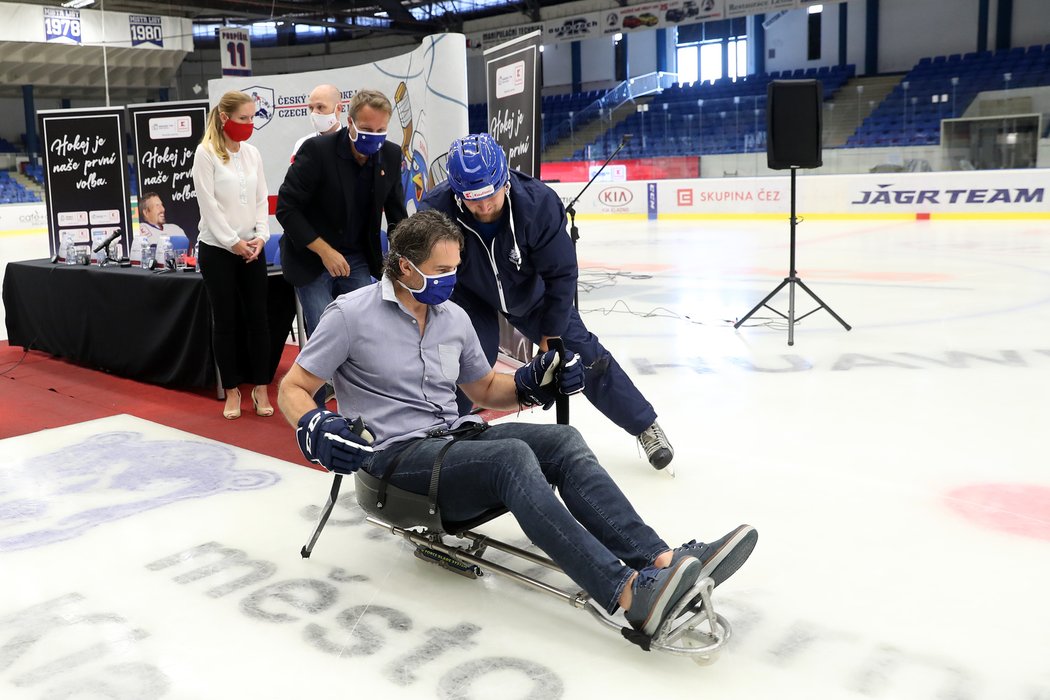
xmin=671 ymin=524 xmax=758 ymax=590
xmin=637 ymin=421 xmax=674 ymax=469
xmin=624 ymin=556 xmax=701 ymax=637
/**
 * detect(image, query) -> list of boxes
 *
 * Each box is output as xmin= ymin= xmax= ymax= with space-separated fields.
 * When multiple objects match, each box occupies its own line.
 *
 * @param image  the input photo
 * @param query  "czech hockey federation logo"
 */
xmin=244 ymin=86 xmax=275 ymax=130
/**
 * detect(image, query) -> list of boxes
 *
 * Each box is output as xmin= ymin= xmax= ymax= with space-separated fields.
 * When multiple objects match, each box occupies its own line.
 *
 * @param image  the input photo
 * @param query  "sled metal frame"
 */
xmin=301 ymin=472 xmax=732 ymax=662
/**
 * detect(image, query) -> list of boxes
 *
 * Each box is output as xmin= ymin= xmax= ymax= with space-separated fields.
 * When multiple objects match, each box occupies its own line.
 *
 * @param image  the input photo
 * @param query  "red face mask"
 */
xmin=223 ymin=118 xmax=254 ymax=142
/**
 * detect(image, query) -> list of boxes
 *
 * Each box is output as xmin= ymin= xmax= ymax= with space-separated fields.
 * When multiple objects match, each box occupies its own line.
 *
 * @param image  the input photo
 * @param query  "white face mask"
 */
xmin=309 ymin=110 xmax=339 ymax=134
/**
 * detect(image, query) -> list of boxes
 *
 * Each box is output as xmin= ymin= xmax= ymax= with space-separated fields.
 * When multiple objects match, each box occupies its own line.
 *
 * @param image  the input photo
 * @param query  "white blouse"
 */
xmin=192 ymin=141 xmax=270 ymax=251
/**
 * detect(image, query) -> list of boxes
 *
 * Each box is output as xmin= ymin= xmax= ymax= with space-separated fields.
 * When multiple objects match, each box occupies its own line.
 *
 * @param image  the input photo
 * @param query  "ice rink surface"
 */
xmin=3 ymin=217 xmax=1049 ymax=699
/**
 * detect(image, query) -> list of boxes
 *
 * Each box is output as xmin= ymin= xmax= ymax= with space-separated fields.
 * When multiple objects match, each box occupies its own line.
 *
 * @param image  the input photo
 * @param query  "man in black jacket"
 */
xmin=419 ymin=134 xmax=674 ymax=471
xmin=276 ymin=89 xmax=408 ymax=337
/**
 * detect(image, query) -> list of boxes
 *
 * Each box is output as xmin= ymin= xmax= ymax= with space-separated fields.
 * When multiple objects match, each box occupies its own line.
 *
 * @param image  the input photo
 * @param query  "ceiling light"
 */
xmin=62 ymin=0 xmax=96 ymax=8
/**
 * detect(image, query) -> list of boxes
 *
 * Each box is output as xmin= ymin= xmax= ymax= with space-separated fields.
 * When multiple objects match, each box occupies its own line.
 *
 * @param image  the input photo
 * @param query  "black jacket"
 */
xmin=276 ymin=128 xmax=407 ymax=287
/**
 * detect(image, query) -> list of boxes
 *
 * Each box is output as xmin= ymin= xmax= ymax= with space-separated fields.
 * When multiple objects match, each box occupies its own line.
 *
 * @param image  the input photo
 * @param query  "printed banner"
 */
xmin=547 ymin=170 xmax=1050 ymax=219
xmin=0 ymin=203 xmax=46 ymax=234
xmin=208 ymin=33 xmax=470 ymax=218
xmin=468 ymin=23 xmax=544 ymax=51
xmin=484 ymin=32 xmax=542 ymax=364
xmin=38 ymin=107 xmax=133 ymax=261
xmin=681 ymin=0 xmax=726 ymax=22
xmin=129 ymin=15 xmax=163 ymax=47
xmin=601 ymin=3 xmax=667 ymax=35
xmin=128 ymin=101 xmax=209 ymax=252
xmin=43 ymin=7 xmax=81 ymax=45
xmin=467 ymin=0 xmax=848 ymax=48
xmin=600 ymin=0 xmax=725 ymax=36
xmin=6 ymin=5 xmax=192 ymax=50
xmin=544 ymin=13 xmax=602 ymax=42
xmin=468 ymin=1 xmax=725 ymax=49
xmin=220 ymin=27 xmax=252 ymax=77
xmin=725 ymin=0 xmax=841 ymax=19
xmin=485 ymin=31 xmax=542 ymax=177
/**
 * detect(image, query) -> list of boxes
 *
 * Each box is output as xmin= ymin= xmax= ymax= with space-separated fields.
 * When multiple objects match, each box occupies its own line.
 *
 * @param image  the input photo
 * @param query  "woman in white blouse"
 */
xmin=192 ymin=90 xmax=274 ymax=419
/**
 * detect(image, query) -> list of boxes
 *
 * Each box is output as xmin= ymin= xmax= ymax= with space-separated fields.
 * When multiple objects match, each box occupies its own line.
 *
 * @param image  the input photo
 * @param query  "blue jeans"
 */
xmin=296 ymin=251 xmax=373 ymax=338
xmin=363 ymin=422 xmax=669 ymax=614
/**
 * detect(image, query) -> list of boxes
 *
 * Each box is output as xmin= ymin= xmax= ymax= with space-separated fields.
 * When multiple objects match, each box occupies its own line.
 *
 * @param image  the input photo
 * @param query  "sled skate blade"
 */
xmin=414 ymin=544 xmax=483 ymax=578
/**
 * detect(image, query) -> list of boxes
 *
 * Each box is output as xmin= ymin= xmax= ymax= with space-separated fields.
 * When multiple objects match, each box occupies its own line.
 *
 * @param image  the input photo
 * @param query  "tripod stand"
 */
xmin=733 ymin=167 xmax=851 ymax=345
xmin=565 ymin=134 xmax=631 ymax=306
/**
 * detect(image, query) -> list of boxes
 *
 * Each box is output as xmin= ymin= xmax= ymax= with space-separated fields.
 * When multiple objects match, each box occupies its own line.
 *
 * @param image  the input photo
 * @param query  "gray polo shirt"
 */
xmin=295 ymin=275 xmax=492 ymax=450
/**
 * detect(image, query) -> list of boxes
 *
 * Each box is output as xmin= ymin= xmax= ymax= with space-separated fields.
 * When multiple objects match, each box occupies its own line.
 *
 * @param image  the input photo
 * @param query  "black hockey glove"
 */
xmin=296 ymin=409 xmax=374 ymax=474
xmin=514 ymin=348 xmax=585 ymax=409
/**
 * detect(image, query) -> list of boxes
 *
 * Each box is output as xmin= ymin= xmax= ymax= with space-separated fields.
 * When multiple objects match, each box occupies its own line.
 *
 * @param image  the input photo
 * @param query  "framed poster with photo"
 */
xmin=128 ymin=100 xmax=209 ymax=251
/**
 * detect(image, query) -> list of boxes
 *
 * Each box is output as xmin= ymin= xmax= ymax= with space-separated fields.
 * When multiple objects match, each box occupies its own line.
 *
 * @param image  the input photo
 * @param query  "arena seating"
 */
xmin=0 ymin=170 xmax=41 ymax=204
xmin=847 ymin=44 xmax=1050 ymax=147
xmin=540 ymin=89 xmax=609 ymax=150
xmin=469 ymin=90 xmax=612 ymax=154
xmin=24 ymin=163 xmax=44 ymax=186
xmin=571 ymin=64 xmax=854 ymax=160
xmin=489 ymin=42 xmax=1050 ymax=161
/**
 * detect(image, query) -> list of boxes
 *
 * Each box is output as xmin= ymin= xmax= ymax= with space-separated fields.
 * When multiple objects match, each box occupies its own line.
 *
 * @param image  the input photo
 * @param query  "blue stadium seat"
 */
xmin=264 ymin=234 xmax=280 ymax=264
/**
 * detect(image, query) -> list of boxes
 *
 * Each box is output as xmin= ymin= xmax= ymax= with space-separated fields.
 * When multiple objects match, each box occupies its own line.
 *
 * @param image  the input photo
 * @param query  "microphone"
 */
xmin=92 ymin=229 xmax=122 ymax=253
xmin=622 ymin=133 xmax=633 ymax=144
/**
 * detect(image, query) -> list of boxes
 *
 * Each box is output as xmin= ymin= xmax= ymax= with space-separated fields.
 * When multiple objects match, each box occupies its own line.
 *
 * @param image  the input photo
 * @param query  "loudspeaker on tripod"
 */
xmin=766 ymin=80 xmax=823 ymax=170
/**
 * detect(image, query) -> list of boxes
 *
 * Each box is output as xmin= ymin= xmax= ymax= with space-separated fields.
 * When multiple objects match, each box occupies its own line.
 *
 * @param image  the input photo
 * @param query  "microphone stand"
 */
xmin=93 ymin=232 xmax=122 ymax=268
xmin=564 ymin=134 xmax=632 ymax=308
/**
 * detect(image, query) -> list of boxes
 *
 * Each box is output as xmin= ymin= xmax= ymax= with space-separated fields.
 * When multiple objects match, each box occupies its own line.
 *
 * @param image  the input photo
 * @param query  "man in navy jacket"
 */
xmin=419 ymin=134 xmax=673 ymax=470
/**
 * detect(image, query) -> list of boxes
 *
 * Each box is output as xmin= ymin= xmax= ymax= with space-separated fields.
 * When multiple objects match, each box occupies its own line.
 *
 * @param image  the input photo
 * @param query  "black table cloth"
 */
xmin=4 ymin=259 xmax=296 ymax=388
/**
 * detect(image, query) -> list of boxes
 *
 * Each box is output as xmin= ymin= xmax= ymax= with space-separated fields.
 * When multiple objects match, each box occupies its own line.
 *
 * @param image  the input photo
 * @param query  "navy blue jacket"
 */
xmin=419 ymin=170 xmax=578 ymax=338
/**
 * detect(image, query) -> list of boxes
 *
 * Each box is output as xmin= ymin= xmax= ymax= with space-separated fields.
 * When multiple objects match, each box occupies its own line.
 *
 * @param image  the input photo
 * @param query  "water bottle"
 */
xmin=64 ymin=240 xmax=76 ymax=265
xmin=160 ymin=239 xmax=174 ymax=269
xmin=165 ymin=240 xmax=175 ymax=268
xmin=193 ymin=240 xmax=201 ymax=273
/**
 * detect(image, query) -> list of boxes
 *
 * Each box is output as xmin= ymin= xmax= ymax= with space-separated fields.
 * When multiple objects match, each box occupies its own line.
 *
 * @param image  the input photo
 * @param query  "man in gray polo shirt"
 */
xmin=278 ymin=210 xmax=757 ymax=641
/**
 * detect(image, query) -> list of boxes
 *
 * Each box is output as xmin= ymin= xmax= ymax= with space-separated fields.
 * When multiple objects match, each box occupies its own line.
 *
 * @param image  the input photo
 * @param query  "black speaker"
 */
xmin=766 ymin=80 xmax=823 ymax=170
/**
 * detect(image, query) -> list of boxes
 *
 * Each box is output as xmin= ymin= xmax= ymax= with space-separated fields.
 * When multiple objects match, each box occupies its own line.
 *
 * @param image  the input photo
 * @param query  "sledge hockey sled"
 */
xmin=300 ymin=470 xmax=732 ymax=662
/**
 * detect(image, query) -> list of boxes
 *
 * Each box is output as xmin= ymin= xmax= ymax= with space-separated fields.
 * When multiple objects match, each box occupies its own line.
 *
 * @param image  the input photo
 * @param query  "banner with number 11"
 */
xmin=219 ymin=28 xmax=252 ymax=77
